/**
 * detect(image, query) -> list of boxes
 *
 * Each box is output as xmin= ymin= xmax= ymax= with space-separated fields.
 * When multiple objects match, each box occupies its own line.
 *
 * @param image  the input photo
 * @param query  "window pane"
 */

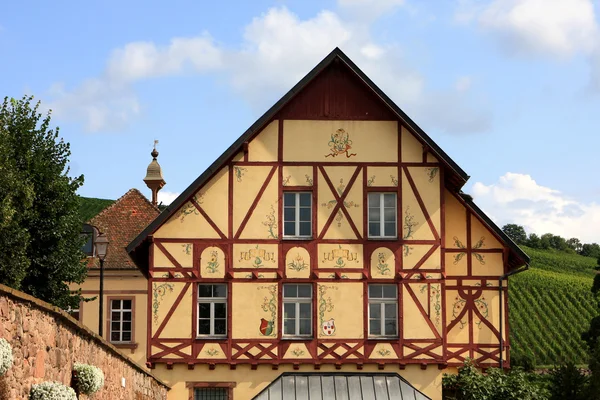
xmin=111 ymin=300 xmax=121 ymax=309
xmin=284 ymin=207 xmax=295 ymax=221
xmin=299 ymin=222 xmax=311 ymax=236
xmin=284 ymin=303 xmax=296 ymax=318
xmin=111 ymin=312 xmax=120 ymax=321
xmin=368 ymin=207 xmax=380 ymax=222
xmin=385 ymin=303 xmax=397 ymax=318
xmin=122 ymin=332 xmax=132 ymax=342
xmin=299 ymin=303 xmax=311 ymax=318
xmin=213 ymin=285 xmax=227 ymax=298
xmin=214 ymin=319 xmax=226 ymax=335
xmin=283 ymin=285 xmax=297 ymax=298
xmin=383 ymin=208 xmax=395 ymax=222
xmin=111 ymin=321 xmax=120 ymax=331
xmin=298 ymin=285 xmax=311 ymax=298
xmin=300 ymin=319 xmax=311 ymax=335
xmin=385 ymin=320 xmax=397 ymax=336
xmin=284 ymin=222 xmax=296 ymax=236
xmin=111 ymin=332 xmax=120 ymax=342
xmin=383 ymin=285 xmax=397 ymax=299
xmin=383 ymin=193 xmax=396 ymax=207
xmin=198 ymin=319 xmax=210 ymax=334
xmin=284 ymin=193 xmax=296 ymax=206
xmin=384 ymin=222 xmax=396 ymax=237
xmin=369 ymin=222 xmax=380 ymax=237
xmin=198 ymin=285 xmax=212 ymax=298
xmin=299 ymin=193 xmax=311 ymax=207
xmin=123 ymin=300 xmax=132 ymax=310
xmin=198 ymin=303 xmax=211 ymax=318
xmin=284 ymin=319 xmax=296 ymax=335
xmin=122 ymin=321 xmax=131 ymax=331
xmin=369 ymin=320 xmax=381 ymax=335
xmin=368 ymin=193 xmax=379 ymax=206
xmin=369 ymin=303 xmax=381 ymax=319
xmin=299 ymin=207 xmax=311 ymax=221
xmin=214 ymin=303 xmax=226 ymax=319
xmin=122 ymin=312 xmax=132 ymax=321
xmin=369 ymin=285 xmax=383 ymax=298
xmin=195 ymin=388 xmax=228 ymax=400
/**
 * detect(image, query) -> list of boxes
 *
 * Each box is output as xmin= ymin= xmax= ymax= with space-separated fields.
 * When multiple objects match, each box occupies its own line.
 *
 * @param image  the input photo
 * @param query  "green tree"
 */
xmin=0 ymin=96 xmax=86 ymax=308
xmin=581 ymin=243 xmax=600 ymax=259
xmin=567 ymin=238 xmax=583 ymax=253
xmin=502 ymin=224 xmax=527 ymax=244
xmin=527 ymin=233 xmax=541 ymax=248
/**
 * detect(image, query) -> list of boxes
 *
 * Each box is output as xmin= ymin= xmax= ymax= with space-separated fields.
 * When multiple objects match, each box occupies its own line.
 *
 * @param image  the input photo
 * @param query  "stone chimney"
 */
xmin=144 ymin=140 xmax=166 ymax=206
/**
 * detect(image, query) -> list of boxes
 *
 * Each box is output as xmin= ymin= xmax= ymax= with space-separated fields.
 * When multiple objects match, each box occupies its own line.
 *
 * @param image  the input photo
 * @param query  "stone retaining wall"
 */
xmin=0 ymin=284 xmax=169 ymax=399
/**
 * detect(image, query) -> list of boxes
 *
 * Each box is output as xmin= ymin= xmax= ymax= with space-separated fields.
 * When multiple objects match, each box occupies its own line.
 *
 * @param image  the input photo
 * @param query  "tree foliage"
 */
xmin=0 ymin=96 xmax=86 ymax=308
xmin=502 ymin=224 xmax=527 ymax=244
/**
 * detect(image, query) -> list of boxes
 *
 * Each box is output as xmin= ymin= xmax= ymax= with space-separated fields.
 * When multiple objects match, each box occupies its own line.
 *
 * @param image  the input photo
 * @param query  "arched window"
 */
xmin=81 ymin=224 xmax=97 ymax=257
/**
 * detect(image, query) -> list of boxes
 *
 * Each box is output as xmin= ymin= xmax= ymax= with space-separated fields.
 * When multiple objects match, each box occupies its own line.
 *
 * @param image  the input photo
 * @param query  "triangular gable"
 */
xmin=128 ymin=47 xmax=527 ymax=272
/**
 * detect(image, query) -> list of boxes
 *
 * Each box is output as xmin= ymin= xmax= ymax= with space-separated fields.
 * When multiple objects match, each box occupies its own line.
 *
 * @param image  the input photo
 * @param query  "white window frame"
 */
xmin=109 ymin=299 xmax=133 ymax=343
xmin=197 ymin=284 xmax=227 ymax=338
xmin=283 ymin=192 xmax=312 ymax=239
xmin=368 ymin=284 xmax=398 ymax=338
xmin=368 ymin=192 xmax=397 ymax=239
xmin=282 ymin=284 xmax=313 ymax=338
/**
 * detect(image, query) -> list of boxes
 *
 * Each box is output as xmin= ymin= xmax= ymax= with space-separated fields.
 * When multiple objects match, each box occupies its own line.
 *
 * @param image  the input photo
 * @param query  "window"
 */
xmin=110 ymin=299 xmax=133 ymax=343
xmin=283 ymin=284 xmax=312 ymax=337
xmin=368 ymin=193 xmax=397 ymax=238
xmin=198 ymin=284 xmax=227 ymax=337
xmin=368 ymin=285 xmax=398 ymax=337
xmin=81 ymin=224 xmax=96 ymax=256
xmin=194 ymin=388 xmax=229 ymax=400
xmin=283 ymin=192 xmax=312 ymax=238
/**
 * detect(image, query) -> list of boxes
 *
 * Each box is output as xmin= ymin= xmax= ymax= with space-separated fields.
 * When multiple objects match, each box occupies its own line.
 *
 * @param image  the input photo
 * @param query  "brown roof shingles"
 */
xmin=88 ymin=189 xmax=160 ymax=270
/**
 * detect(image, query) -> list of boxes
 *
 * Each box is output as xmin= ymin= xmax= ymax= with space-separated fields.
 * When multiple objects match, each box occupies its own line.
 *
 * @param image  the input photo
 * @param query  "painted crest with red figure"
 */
xmin=321 ymin=318 xmax=336 ymax=336
xmin=259 ymin=318 xmax=274 ymax=336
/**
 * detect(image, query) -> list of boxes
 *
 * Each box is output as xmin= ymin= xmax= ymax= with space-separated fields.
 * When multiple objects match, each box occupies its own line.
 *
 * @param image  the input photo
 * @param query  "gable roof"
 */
xmin=127 ymin=47 xmax=528 ymax=270
xmin=88 ymin=189 xmax=160 ymax=270
xmin=252 ymin=373 xmax=430 ymax=400
xmin=79 ymin=196 xmax=115 ymax=222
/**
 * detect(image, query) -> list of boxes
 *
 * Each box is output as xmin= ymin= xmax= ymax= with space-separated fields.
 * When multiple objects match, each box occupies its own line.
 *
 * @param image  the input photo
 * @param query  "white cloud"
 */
xmin=463 ymin=0 xmax=599 ymax=58
xmin=46 ymin=5 xmax=491 ymax=134
xmin=157 ymin=191 xmax=180 ymax=206
xmin=471 ymin=172 xmax=600 ymax=243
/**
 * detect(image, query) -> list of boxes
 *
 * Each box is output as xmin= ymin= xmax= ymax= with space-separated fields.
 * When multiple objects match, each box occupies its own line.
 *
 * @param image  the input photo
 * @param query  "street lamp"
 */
xmin=94 ymin=233 xmax=109 ymax=337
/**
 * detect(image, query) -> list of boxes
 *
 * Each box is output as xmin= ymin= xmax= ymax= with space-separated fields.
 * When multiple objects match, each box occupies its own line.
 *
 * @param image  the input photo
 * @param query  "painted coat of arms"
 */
xmin=326 ymin=128 xmax=356 ymax=158
xmin=321 ymin=318 xmax=336 ymax=336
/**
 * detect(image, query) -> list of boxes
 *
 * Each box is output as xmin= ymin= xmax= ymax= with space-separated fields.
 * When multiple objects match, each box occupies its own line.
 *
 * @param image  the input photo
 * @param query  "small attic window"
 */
xmin=81 ymin=224 xmax=96 ymax=257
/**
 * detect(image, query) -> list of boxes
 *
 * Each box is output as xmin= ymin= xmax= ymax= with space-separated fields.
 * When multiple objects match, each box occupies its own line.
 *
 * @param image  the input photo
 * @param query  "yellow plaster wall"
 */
xmin=285 ymin=247 xmax=311 ymax=279
xmin=154 ymin=242 xmax=193 ymax=268
xmin=403 ymin=244 xmax=441 ymax=270
xmin=248 ymin=120 xmax=279 ymax=162
xmin=401 ymin=126 xmax=423 ymax=162
xmin=366 ymin=166 xmax=399 ymax=188
xmin=407 ymin=166 xmax=441 ymax=236
xmin=317 ymin=283 xmax=363 ymax=339
xmin=239 ymin=176 xmax=279 ymax=239
xmin=283 ymin=120 xmax=398 ymax=162
xmin=402 ymin=173 xmax=434 ymax=241
xmin=231 ymin=283 xmax=278 ymax=339
xmin=200 ymin=246 xmax=226 ymax=278
xmin=402 ymin=284 xmax=437 ymax=340
xmin=370 ymin=247 xmax=395 ymax=278
xmin=196 ymin=167 xmax=229 ymax=235
xmin=233 ymin=166 xmax=274 ymax=234
xmin=234 ymin=244 xmax=278 ymax=269
xmin=318 ymin=244 xmax=362 ymax=269
xmin=153 ymin=364 xmax=444 ymax=400
xmin=445 ymin=190 xmax=466 ymax=248
xmin=154 ymin=200 xmax=219 ymax=239
xmin=282 ymin=166 xmax=314 ymax=187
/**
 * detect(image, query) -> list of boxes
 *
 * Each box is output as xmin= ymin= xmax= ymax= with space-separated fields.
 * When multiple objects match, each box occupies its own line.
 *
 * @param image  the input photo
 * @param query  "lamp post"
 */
xmin=94 ymin=233 xmax=109 ymax=337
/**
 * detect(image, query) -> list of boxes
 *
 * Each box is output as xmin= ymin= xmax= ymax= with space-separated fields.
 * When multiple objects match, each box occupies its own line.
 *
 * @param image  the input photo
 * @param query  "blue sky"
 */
xmin=2 ymin=0 xmax=600 ymax=242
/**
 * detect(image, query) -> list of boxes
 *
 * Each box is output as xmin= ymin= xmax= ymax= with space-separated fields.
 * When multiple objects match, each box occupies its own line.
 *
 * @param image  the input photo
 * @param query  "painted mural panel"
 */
xmin=283 ymin=120 xmax=398 ymax=162
xmin=285 ymin=247 xmax=311 ymax=279
xmin=248 ymin=120 xmax=278 ymax=162
xmin=233 ymin=244 xmax=278 ymax=269
xmin=196 ymin=167 xmax=229 ymax=236
xmin=369 ymin=343 xmax=399 ymax=359
xmin=154 ymin=242 xmax=193 ymax=268
xmin=370 ymin=247 xmax=395 ymax=278
xmin=402 ymin=284 xmax=437 ymax=340
xmin=471 ymin=215 xmax=503 ymax=249
xmin=239 ymin=175 xmax=278 ymax=239
xmin=318 ymin=244 xmax=362 ymax=269
xmin=319 ymin=166 xmax=362 ymax=240
xmin=402 ymin=245 xmax=441 ymax=270
xmin=159 ymin=283 xmax=193 ymax=339
xmin=283 ymin=343 xmax=311 ymax=359
xmin=232 ymin=166 xmax=274 ymax=234
xmin=282 ymin=166 xmax=314 ymax=187
xmin=472 ymin=253 xmax=504 ymax=276
xmin=445 ymin=190 xmax=467 ymax=249
xmin=231 ymin=283 xmax=278 ymax=339
xmin=317 ymin=283 xmax=363 ymax=339
xmin=445 ymin=289 xmax=470 ymax=344
xmin=200 ymin=246 xmax=226 ymax=278
xmin=154 ymin=199 xmax=220 ymax=239
xmin=402 ymin=173 xmax=435 ymax=241
xmin=366 ymin=167 xmax=399 ymax=188
xmin=407 ymin=166 xmax=441 ymax=237
xmin=199 ymin=344 xmax=227 ymax=359
xmin=151 ymin=282 xmax=187 ymax=337
xmin=445 ymin=252 xmax=468 ymax=277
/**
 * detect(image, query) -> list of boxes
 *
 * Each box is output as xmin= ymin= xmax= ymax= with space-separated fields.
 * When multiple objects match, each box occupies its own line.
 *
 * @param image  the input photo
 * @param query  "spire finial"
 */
xmin=151 ymin=139 xmax=159 ymax=159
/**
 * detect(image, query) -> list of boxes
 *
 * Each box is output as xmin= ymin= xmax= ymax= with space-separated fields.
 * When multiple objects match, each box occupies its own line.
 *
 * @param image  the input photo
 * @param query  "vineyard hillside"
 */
xmin=509 ymin=246 xmax=598 ymax=366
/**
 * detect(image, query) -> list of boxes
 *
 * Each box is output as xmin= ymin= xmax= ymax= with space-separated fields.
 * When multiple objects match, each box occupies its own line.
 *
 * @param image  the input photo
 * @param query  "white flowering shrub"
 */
xmin=29 ymin=381 xmax=76 ymax=400
xmin=73 ymin=363 xmax=104 ymax=395
xmin=0 ymin=338 xmax=12 ymax=376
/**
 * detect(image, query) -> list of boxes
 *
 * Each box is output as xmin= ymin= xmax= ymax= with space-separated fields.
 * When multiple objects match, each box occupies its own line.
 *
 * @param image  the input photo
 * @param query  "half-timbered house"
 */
xmin=128 ymin=48 xmax=529 ymax=400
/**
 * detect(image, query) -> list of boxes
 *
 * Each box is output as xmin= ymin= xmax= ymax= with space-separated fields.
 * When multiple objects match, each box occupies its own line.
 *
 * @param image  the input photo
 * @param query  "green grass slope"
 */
xmin=509 ymin=246 xmax=598 ymax=366
xmin=78 ymin=196 xmax=114 ymax=222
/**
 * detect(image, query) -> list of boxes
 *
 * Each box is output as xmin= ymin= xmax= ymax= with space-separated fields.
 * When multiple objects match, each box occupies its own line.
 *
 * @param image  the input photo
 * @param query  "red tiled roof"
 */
xmin=88 ymin=189 xmax=160 ymax=270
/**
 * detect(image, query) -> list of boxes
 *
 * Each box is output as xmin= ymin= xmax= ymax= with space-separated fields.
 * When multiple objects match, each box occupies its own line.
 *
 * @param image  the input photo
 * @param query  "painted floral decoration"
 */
xmin=0 ymin=338 xmax=13 ymax=376
xmin=153 ymin=282 xmax=174 ymax=324
xmin=325 ymin=128 xmax=356 ymax=158
xmin=376 ymin=252 xmax=391 ymax=275
xmin=30 ymin=381 xmax=77 ymax=400
xmin=73 ymin=363 xmax=104 ymax=395
xmin=377 ymin=348 xmax=392 ymax=357
xmin=205 ymin=250 xmax=220 ymax=274
xmin=259 ymin=285 xmax=277 ymax=336
xmin=291 ymin=347 xmax=305 ymax=357
xmin=262 ymin=205 xmax=278 ymax=239
xmin=288 ymin=253 xmax=309 ymax=272
xmin=205 ymin=348 xmax=220 ymax=356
